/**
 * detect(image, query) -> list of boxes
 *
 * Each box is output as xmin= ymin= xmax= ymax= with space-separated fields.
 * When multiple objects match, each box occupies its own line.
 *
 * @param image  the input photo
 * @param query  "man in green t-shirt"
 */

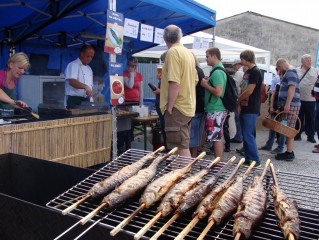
xmin=200 ymin=47 xmax=227 ymax=160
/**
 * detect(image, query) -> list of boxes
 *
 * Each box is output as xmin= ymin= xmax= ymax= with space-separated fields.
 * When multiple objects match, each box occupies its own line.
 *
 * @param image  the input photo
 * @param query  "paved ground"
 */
xmin=223 ymin=130 xmax=318 ymax=177
xmin=132 ymin=129 xmax=318 ymax=177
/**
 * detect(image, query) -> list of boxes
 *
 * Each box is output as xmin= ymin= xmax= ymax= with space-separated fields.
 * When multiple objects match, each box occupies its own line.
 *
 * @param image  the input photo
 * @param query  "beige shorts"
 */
xmin=164 ymin=108 xmax=192 ymax=149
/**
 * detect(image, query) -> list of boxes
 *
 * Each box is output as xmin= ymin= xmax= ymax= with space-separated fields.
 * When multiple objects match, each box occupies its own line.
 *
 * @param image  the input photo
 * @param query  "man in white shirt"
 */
xmin=294 ymin=54 xmax=319 ymax=143
xmin=65 ymin=45 xmax=95 ymax=108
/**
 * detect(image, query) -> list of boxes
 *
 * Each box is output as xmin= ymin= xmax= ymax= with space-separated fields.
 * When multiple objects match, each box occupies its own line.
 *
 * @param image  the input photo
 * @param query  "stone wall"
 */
xmin=206 ymin=11 xmax=319 ymax=67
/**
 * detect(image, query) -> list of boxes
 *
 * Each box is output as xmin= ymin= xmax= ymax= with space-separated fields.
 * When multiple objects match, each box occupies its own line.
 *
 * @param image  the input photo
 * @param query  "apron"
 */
xmin=0 ymin=86 xmax=16 ymax=116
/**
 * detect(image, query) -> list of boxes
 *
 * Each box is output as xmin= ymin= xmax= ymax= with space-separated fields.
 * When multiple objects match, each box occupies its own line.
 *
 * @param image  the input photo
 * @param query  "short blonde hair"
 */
xmin=7 ymin=52 xmax=30 ymax=70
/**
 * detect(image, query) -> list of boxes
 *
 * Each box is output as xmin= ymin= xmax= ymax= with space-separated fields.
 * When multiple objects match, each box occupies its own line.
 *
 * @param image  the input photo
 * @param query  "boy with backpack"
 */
xmin=200 ymin=47 xmax=228 ymax=160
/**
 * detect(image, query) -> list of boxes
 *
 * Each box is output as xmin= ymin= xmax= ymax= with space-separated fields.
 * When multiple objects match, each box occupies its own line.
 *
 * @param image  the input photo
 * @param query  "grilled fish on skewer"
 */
xmin=175 ymin=158 xmax=245 ymax=240
xmin=62 ymin=147 xmax=165 ymax=215
xmin=111 ymin=152 xmax=207 ymax=237
xmin=139 ymin=152 xmax=208 ymax=209
xmin=194 ymin=158 xmax=245 ymax=220
xmin=233 ymin=159 xmax=271 ymax=240
xmin=177 ymin=156 xmax=236 ymax=216
xmin=270 ymin=163 xmax=300 ymax=240
xmin=149 ymin=157 xmax=236 ymax=240
xmin=89 ymin=146 xmax=165 ymax=199
xmin=80 ymin=148 xmax=178 ymax=225
xmin=157 ymin=157 xmax=222 ymax=217
xmin=197 ymin=161 xmax=256 ymax=240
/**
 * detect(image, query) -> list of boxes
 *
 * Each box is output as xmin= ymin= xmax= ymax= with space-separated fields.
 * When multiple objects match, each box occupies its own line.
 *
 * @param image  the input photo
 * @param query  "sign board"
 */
xmin=104 ymin=10 xmax=124 ymax=55
xmin=109 ymin=62 xmax=124 ymax=105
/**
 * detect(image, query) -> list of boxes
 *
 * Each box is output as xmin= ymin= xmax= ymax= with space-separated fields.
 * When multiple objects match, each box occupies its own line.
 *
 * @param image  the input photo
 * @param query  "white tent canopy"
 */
xmin=134 ymin=31 xmax=271 ymax=70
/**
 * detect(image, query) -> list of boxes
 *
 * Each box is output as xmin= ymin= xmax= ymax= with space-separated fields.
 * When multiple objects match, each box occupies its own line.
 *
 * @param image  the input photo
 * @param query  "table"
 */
xmin=132 ymin=115 xmax=159 ymax=150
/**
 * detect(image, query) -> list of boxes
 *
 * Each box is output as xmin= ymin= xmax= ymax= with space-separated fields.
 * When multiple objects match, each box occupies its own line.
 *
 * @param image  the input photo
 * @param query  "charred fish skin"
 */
xmin=139 ymin=168 xmax=189 ymax=208
xmin=157 ymin=169 xmax=210 ymax=217
xmin=233 ymin=175 xmax=267 ymax=240
xmin=272 ymin=185 xmax=300 ymax=240
xmin=103 ymin=154 xmax=167 ymax=209
xmin=178 ymin=176 xmax=218 ymax=215
xmin=209 ymin=177 xmax=244 ymax=225
xmin=89 ymin=153 xmax=155 ymax=199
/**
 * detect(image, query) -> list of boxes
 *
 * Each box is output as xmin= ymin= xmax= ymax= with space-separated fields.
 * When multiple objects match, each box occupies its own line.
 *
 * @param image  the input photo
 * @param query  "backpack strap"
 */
xmin=208 ymin=66 xmax=226 ymax=102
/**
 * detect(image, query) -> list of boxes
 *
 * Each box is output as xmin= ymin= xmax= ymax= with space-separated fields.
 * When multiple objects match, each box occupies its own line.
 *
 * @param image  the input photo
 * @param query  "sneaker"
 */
xmin=307 ymin=138 xmax=316 ymax=143
xmin=294 ymin=136 xmax=302 ymax=141
xmin=243 ymin=160 xmax=261 ymax=168
xmin=275 ymin=151 xmax=295 ymax=161
xmin=314 ymin=144 xmax=319 ymax=148
xmin=236 ymin=147 xmax=244 ymax=156
xmin=270 ymin=147 xmax=284 ymax=154
xmin=230 ymin=138 xmax=242 ymax=143
xmin=258 ymin=145 xmax=271 ymax=151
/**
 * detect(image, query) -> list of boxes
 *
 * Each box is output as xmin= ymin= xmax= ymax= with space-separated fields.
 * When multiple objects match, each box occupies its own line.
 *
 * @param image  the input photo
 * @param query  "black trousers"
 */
xmin=295 ymin=101 xmax=316 ymax=139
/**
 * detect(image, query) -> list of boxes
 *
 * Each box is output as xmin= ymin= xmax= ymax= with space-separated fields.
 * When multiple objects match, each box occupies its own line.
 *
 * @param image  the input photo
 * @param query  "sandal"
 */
xmin=312 ymin=148 xmax=319 ymax=153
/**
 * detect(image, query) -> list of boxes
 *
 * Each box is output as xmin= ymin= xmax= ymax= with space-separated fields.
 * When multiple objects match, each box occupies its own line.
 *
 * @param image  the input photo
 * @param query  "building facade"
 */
xmin=207 ymin=11 xmax=319 ymax=67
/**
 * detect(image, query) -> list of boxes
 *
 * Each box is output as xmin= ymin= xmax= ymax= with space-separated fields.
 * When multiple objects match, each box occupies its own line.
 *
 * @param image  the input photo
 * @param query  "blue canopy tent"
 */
xmin=0 ymin=0 xmax=216 ymax=102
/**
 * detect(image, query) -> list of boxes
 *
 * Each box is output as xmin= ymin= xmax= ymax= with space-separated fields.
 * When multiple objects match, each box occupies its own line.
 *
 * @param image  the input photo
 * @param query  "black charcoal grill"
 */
xmin=47 ymin=149 xmax=319 ymax=240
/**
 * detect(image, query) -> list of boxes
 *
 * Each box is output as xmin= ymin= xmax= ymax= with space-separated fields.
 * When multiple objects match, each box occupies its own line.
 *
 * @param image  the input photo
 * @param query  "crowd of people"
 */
xmin=148 ymin=25 xmax=319 ymax=164
xmin=1 ymin=24 xmax=318 ymax=161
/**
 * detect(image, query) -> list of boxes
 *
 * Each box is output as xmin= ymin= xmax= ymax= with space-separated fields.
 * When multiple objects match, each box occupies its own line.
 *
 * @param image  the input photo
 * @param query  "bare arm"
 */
xmin=238 ymin=83 xmax=256 ymax=102
xmin=284 ymin=85 xmax=296 ymax=113
xmin=167 ymin=81 xmax=179 ymax=114
xmin=0 ymin=88 xmax=27 ymax=107
xmin=201 ymin=77 xmax=223 ymax=97
xmin=123 ymin=72 xmax=135 ymax=88
xmin=68 ymin=79 xmax=93 ymax=97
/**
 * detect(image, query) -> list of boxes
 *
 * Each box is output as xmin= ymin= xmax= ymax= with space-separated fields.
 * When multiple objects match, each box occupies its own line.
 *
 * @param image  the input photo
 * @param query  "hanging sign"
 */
xmin=124 ymin=18 xmax=139 ymax=39
xmin=140 ymin=24 xmax=154 ymax=42
xmin=154 ymin=28 xmax=164 ymax=44
xmin=105 ymin=10 xmax=124 ymax=55
xmin=109 ymin=62 xmax=124 ymax=105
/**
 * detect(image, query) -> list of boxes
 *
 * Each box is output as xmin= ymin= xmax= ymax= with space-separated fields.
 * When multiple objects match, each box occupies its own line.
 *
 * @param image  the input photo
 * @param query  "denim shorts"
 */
xmin=164 ymin=108 xmax=192 ymax=149
xmin=189 ymin=112 xmax=205 ymax=148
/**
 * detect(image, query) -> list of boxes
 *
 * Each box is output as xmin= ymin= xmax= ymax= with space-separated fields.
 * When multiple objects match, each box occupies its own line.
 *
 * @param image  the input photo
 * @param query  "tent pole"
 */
xmin=211 ymin=27 xmax=215 ymax=47
xmin=109 ymin=0 xmax=119 ymax=160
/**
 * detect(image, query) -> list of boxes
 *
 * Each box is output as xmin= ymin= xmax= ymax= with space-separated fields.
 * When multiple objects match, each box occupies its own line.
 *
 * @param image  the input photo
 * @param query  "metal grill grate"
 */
xmin=47 ymin=149 xmax=319 ymax=240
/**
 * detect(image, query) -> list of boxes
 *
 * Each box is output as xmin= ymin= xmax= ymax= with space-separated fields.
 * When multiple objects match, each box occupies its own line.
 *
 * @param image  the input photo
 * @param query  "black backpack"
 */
xmin=208 ymin=67 xmax=238 ymax=112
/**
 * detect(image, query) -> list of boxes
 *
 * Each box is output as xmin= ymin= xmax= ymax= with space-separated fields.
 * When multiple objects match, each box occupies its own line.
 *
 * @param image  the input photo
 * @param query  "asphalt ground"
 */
xmin=133 ymin=128 xmax=318 ymax=177
xmin=223 ymin=130 xmax=319 ymax=177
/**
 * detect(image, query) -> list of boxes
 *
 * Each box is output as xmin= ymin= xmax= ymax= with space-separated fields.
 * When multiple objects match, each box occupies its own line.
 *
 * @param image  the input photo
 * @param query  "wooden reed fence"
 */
xmin=0 ymin=114 xmax=112 ymax=168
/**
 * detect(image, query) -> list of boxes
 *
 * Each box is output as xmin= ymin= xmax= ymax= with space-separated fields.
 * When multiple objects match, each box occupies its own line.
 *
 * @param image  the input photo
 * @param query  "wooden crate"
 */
xmin=0 ymin=114 xmax=112 ymax=168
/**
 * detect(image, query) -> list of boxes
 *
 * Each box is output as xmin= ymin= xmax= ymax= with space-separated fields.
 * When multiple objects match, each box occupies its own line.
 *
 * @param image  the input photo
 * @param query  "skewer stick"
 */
xmin=134 ymin=211 xmax=162 ymax=240
xmin=62 ymin=194 xmax=91 ymax=215
xmin=260 ymin=159 xmax=271 ymax=181
xmin=175 ymin=216 xmax=200 ymax=240
xmin=269 ymin=163 xmax=278 ymax=187
xmin=153 ymin=146 xmax=165 ymax=154
xmin=197 ymin=219 xmax=215 ymax=240
xmin=150 ymin=213 xmax=180 ymax=240
xmin=80 ymin=202 xmax=107 ymax=225
xmin=288 ymin=233 xmax=295 ymax=240
xmin=243 ymin=159 xmax=256 ymax=179
xmin=110 ymin=203 xmax=146 ymax=236
xmin=53 ymin=194 xmax=85 ymax=209
xmin=234 ymin=232 xmax=241 ymax=240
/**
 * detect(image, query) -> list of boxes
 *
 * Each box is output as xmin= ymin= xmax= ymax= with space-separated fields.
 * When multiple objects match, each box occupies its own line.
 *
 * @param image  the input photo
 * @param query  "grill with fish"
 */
xmin=47 ymin=149 xmax=319 ymax=240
